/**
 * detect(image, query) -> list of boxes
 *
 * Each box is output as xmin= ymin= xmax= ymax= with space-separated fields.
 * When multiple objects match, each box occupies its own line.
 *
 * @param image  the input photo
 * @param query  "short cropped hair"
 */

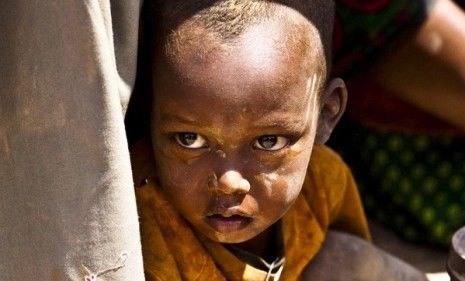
xmin=152 ymin=0 xmax=335 ymax=75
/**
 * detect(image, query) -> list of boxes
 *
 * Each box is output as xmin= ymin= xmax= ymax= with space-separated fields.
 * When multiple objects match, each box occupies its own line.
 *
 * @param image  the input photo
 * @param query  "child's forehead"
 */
xmin=156 ymin=19 xmax=324 ymax=123
xmin=163 ymin=14 xmax=326 ymax=84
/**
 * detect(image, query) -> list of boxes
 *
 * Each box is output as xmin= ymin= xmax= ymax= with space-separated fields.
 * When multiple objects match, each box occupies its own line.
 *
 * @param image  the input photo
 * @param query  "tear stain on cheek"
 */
xmin=269 ymin=167 xmax=305 ymax=203
xmin=267 ymin=176 xmax=299 ymax=207
xmin=285 ymin=173 xmax=305 ymax=201
xmin=184 ymin=152 xmax=210 ymax=166
xmin=259 ymin=172 xmax=279 ymax=191
xmin=186 ymin=157 xmax=197 ymax=166
xmin=216 ymin=149 xmax=226 ymax=158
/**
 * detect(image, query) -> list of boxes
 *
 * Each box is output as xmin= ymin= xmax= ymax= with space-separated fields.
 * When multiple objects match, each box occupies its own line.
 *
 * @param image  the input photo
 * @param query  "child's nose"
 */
xmin=209 ymin=170 xmax=250 ymax=195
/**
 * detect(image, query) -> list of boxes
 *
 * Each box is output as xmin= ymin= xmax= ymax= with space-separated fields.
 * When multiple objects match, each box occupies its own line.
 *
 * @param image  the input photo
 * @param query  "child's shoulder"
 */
xmin=302 ymin=144 xmax=354 ymax=220
xmin=307 ymin=144 xmax=352 ymax=186
xmin=302 ymin=144 xmax=371 ymax=240
xmin=310 ymin=144 xmax=344 ymax=162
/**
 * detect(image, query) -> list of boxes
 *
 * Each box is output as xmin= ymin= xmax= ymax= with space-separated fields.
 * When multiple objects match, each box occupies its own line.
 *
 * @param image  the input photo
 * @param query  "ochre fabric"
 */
xmin=132 ymin=141 xmax=370 ymax=281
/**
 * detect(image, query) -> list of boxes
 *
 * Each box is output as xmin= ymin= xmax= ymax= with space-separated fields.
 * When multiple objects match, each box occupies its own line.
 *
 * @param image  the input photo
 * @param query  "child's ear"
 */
xmin=315 ymin=78 xmax=347 ymax=144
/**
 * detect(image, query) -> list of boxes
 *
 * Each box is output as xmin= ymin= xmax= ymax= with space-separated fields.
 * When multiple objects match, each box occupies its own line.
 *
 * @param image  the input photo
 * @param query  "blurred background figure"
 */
xmin=330 ymin=0 xmax=465 ymax=274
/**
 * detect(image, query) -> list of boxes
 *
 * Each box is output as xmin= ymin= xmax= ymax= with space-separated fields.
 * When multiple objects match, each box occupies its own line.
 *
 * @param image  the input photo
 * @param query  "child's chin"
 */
xmin=203 ymin=228 xmax=258 ymax=244
xmin=202 ymin=215 xmax=256 ymax=242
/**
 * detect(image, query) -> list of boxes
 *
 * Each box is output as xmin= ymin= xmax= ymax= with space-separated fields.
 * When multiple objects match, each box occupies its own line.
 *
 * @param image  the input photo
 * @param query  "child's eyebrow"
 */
xmin=157 ymin=113 xmax=309 ymax=135
xmin=253 ymin=113 xmax=309 ymax=129
xmin=158 ymin=113 xmax=198 ymax=126
xmin=252 ymin=120 xmax=308 ymax=133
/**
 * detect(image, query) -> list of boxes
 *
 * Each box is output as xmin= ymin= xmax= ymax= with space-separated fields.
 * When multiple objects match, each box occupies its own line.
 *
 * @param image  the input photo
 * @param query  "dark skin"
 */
xmin=151 ymin=6 xmax=347 ymax=257
xmin=302 ymin=231 xmax=428 ymax=280
xmin=372 ymin=0 xmax=465 ymax=131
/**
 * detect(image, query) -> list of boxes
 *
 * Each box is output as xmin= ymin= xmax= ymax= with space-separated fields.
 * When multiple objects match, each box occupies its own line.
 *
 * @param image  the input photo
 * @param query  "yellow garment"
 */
xmin=132 ymin=141 xmax=370 ymax=281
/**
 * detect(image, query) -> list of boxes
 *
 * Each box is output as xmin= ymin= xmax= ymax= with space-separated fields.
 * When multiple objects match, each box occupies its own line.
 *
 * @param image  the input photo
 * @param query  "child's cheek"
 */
xmin=257 ymin=172 xmax=278 ymax=192
xmin=277 ymin=158 xmax=310 ymax=204
xmin=282 ymin=171 xmax=306 ymax=202
xmin=255 ymin=169 xmax=305 ymax=206
xmin=156 ymin=158 xmax=195 ymax=192
xmin=156 ymin=163 xmax=209 ymax=214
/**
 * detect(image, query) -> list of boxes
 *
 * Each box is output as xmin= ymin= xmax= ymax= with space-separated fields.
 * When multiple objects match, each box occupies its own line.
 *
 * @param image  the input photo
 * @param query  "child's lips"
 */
xmin=205 ymin=211 xmax=253 ymax=233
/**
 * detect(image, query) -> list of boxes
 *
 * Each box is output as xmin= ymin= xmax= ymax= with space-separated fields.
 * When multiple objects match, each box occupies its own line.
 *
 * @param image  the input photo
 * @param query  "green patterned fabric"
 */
xmin=333 ymin=0 xmax=428 ymax=77
xmin=330 ymin=119 xmax=465 ymax=246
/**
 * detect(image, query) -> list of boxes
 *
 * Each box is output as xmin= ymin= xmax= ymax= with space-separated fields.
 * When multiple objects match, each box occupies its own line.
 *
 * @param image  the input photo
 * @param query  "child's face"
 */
xmin=152 ymin=18 xmax=325 ymax=243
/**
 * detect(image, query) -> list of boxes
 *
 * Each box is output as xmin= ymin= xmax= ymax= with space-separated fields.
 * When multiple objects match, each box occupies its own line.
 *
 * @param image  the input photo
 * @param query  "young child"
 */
xmin=131 ymin=0 xmax=370 ymax=279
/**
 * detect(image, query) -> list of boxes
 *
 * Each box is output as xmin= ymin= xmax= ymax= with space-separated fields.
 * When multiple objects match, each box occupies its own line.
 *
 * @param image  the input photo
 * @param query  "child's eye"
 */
xmin=174 ymin=133 xmax=207 ymax=149
xmin=253 ymin=135 xmax=289 ymax=151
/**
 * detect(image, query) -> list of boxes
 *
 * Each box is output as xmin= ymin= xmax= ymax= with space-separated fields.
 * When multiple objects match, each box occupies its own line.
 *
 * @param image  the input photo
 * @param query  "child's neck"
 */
xmin=235 ymin=222 xmax=282 ymax=262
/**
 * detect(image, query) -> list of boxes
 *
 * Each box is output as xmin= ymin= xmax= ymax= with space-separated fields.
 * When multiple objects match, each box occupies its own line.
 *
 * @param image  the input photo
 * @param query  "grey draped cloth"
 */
xmin=0 ymin=1 xmax=145 ymax=280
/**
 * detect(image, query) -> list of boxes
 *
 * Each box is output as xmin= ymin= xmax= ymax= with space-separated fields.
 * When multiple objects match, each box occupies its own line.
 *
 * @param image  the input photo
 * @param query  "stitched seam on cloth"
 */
xmin=83 ymin=252 xmax=128 ymax=281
